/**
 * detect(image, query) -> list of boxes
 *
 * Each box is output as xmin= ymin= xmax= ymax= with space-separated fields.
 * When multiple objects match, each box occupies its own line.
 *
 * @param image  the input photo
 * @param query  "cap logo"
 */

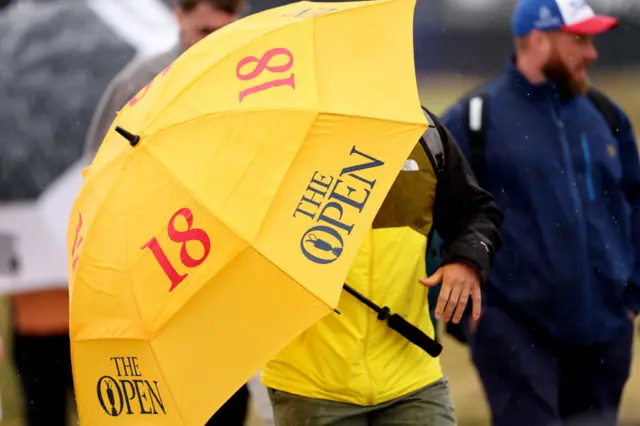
xmin=535 ymin=6 xmax=561 ymax=29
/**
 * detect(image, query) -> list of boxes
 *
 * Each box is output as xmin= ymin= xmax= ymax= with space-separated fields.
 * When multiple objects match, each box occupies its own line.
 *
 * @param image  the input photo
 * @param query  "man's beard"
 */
xmin=542 ymin=50 xmax=591 ymax=100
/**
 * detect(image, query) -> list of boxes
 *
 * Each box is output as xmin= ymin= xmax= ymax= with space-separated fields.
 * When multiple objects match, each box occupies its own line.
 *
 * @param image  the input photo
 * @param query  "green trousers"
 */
xmin=267 ymin=378 xmax=457 ymax=426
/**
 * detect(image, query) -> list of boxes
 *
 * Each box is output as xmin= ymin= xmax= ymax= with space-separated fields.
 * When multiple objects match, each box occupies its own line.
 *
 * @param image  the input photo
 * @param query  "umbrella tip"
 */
xmin=334 ymin=308 xmax=341 ymax=315
xmin=114 ymin=126 xmax=140 ymax=147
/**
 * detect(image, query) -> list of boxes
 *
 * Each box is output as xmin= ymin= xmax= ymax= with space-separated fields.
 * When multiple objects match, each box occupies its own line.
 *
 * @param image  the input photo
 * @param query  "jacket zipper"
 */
xmin=549 ymin=98 xmax=593 ymax=334
xmin=581 ymin=133 xmax=596 ymax=202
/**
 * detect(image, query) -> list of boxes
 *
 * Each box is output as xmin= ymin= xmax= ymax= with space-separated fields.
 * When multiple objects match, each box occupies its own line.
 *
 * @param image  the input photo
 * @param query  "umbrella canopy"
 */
xmin=68 ymin=0 xmax=426 ymax=424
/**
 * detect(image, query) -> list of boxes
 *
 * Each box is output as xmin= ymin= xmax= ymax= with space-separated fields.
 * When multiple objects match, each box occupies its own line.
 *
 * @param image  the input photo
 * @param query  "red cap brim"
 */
xmin=562 ymin=15 xmax=620 ymax=35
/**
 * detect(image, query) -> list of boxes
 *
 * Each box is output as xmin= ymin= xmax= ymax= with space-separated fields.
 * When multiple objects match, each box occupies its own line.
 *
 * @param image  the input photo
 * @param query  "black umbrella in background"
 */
xmin=0 ymin=0 xmax=136 ymax=202
xmin=0 ymin=0 xmax=176 ymax=293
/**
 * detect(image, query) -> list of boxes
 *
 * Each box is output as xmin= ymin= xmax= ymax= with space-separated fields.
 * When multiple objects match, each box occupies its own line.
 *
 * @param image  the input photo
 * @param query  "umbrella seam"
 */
xmin=248 ymin=111 xmax=341 ymax=310
xmin=141 ymin=145 xmax=249 ymax=254
xmin=83 ymin=149 xmax=129 ymax=188
xmin=139 ymin=147 xmax=337 ymax=322
xmin=122 ymin=153 xmax=189 ymax=426
xmin=138 ymin=109 xmax=426 ymax=140
xmin=68 ymin=153 xmax=143 ymax=425
xmin=70 ymin=156 xmax=129 ymax=313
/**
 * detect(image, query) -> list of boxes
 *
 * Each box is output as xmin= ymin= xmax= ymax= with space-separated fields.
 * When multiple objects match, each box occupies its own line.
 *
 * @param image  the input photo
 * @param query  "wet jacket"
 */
xmin=441 ymin=61 xmax=640 ymax=345
xmin=261 ymin=110 xmax=503 ymax=405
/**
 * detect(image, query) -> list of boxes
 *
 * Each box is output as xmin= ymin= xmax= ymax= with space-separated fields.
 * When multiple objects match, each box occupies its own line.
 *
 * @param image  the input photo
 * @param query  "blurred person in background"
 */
xmin=12 ymin=289 xmax=74 ymax=426
xmin=85 ymin=0 xmax=239 ymax=158
xmin=84 ymin=1 xmax=276 ymax=425
xmin=261 ymin=107 xmax=503 ymax=426
xmin=441 ymin=0 xmax=639 ymax=425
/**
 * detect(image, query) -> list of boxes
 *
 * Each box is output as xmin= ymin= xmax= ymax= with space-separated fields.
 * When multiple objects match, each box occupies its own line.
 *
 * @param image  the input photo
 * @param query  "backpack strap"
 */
xmin=435 ymin=88 xmax=489 ymax=346
xmin=586 ymin=87 xmax=621 ymax=138
xmin=419 ymin=107 xmax=445 ymax=179
xmin=463 ymin=87 xmax=489 ymax=184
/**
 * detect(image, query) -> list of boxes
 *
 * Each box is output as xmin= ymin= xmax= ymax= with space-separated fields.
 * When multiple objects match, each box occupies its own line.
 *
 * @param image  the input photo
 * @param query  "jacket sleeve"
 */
xmin=616 ymin=105 xmax=640 ymax=314
xmin=428 ymin=108 xmax=504 ymax=283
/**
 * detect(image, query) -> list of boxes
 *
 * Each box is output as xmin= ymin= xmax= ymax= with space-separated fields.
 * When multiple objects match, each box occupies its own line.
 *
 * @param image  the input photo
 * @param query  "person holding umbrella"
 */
xmin=260 ymin=106 xmax=503 ymax=425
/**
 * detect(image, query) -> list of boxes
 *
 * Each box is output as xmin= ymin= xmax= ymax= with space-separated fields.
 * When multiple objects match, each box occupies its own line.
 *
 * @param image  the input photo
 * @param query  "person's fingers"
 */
xmin=419 ymin=268 xmax=443 ymax=288
xmin=470 ymin=315 xmax=480 ymax=333
xmin=452 ymin=286 xmax=470 ymax=324
xmin=442 ymin=281 xmax=463 ymax=323
xmin=471 ymin=282 xmax=482 ymax=321
xmin=435 ymin=280 xmax=451 ymax=320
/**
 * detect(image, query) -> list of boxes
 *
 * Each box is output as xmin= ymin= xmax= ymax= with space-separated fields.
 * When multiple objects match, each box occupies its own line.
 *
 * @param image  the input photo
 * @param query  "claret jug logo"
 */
xmin=294 ymin=145 xmax=384 ymax=264
xmin=97 ymin=356 xmax=166 ymax=417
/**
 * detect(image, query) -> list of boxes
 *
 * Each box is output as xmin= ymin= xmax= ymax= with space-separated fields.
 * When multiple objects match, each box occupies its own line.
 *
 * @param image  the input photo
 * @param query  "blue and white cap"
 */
xmin=512 ymin=0 xmax=619 ymax=37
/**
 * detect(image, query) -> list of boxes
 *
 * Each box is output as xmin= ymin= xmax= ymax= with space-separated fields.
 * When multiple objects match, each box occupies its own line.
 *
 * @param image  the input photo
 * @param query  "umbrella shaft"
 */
xmin=342 ymin=283 xmax=382 ymax=314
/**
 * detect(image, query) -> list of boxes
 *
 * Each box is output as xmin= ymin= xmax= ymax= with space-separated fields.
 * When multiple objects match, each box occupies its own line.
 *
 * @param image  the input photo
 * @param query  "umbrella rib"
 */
xmin=142 ymin=147 xmax=249 ymax=248
xmin=139 ymin=108 xmax=425 ymax=147
xmin=71 ymin=157 xmax=129 ymax=298
xmin=68 ymin=156 xmax=131 ymax=424
xmin=81 ymin=153 xmax=121 ymax=186
xmin=247 ymin=112 xmax=341 ymax=310
xmin=120 ymin=154 xmax=189 ymax=426
xmin=138 ymin=149 xmax=338 ymax=321
xmin=214 ymin=111 xmax=318 ymax=214
xmin=71 ymin=155 xmax=189 ymax=423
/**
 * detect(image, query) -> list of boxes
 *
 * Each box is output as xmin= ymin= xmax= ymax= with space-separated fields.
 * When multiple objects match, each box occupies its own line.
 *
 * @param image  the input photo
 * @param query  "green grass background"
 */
xmin=1 ymin=71 xmax=639 ymax=426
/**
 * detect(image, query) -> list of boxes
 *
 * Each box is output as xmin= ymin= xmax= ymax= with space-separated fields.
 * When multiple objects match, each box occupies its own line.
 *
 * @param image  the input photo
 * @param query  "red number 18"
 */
xmin=142 ymin=208 xmax=211 ymax=292
xmin=236 ymin=47 xmax=296 ymax=102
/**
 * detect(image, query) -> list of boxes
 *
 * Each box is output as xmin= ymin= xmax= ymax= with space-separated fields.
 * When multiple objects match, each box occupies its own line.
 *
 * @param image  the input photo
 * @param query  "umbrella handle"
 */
xmin=386 ymin=313 xmax=443 ymax=357
xmin=342 ymin=284 xmax=443 ymax=358
xmin=343 ymin=284 xmax=384 ymax=314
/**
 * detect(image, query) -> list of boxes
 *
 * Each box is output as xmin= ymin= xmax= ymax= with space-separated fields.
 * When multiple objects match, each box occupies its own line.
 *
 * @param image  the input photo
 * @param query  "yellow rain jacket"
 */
xmin=262 ymin=109 xmax=503 ymax=406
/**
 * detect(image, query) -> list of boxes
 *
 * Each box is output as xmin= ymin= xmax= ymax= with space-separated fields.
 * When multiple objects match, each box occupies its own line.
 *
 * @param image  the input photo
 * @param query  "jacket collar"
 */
xmin=505 ymin=57 xmax=559 ymax=101
xmin=505 ymin=56 xmax=585 ymax=105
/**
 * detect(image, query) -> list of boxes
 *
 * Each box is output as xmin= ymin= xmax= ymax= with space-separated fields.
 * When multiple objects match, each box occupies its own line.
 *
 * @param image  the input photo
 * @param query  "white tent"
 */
xmin=0 ymin=0 xmax=178 ymax=294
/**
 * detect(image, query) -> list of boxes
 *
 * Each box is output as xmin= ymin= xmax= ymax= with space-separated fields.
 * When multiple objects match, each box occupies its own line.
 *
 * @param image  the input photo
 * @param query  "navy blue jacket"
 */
xmin=441 ymin=61 xmax=640 ymax=345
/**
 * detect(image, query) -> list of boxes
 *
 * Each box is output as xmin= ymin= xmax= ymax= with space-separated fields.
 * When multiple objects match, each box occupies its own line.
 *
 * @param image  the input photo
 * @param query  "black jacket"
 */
xmin=426 ymin=109 xmax=504 ymax=283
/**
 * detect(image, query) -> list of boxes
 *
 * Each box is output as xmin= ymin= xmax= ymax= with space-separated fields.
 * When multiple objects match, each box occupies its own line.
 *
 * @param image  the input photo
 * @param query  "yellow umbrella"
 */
xmin=68 ymin=0 xmax=426 ymax=424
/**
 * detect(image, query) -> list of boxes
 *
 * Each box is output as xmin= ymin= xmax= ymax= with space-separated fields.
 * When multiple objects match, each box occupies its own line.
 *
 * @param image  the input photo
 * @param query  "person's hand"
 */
xmin=420 ymin=262 xmax=481 ymax=324
xmin=629 ymin=310 xmax=638 ymax=322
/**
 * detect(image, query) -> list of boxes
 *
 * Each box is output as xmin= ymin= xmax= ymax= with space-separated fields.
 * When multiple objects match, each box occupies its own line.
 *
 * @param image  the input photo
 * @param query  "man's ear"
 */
xmin=530 ymin=30 xmax=551 ymax=55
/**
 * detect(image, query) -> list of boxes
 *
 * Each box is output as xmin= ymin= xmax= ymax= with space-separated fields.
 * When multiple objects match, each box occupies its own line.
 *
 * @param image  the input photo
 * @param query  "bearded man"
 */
xmin=440 ymin=1 xmax=640 ymax=425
